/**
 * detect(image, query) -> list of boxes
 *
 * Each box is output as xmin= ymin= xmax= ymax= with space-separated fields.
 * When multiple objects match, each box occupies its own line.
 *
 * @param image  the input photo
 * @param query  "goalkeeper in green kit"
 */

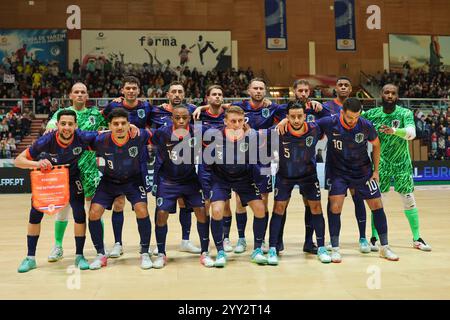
xmin=45 ymin=83 xmax=108 ymax=262
xmin=362 ymin=84 xmax=431 ymax=251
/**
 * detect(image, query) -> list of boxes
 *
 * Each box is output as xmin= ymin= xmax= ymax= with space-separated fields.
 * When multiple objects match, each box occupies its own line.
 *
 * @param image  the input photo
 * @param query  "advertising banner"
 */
xmin=0 ymin=167 xmax=31 ymax=193
xmin=265 ymin=0 xmax=287 ymax=50
xmin=412 ymin=161 xmax=450 ymax=182
xmin=334 ymin=0 xmax=356 ymax=51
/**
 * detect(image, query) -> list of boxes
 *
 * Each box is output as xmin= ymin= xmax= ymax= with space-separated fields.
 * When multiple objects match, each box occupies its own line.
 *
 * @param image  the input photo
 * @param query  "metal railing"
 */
xmin=0 ymin=98 xmax=36 ymax=114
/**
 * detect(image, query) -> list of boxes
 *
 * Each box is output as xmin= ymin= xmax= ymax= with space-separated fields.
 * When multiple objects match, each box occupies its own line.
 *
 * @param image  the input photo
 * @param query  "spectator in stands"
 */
xmin=0 ymin=118 xmax=9 ymax=138
xmin=21 ymin=107 xmax=34 ymax=136
xmin=6 ymin=132 xmax=16 ymax=152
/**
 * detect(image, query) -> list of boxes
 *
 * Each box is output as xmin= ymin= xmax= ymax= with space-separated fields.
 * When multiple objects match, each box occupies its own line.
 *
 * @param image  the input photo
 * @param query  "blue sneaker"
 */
xmin=75 ymin=255 xmax=90 ymax=270
xmin=18 ymin=257 xmax=37 ymax=273
xmin=267 ymin=247 xmax=278 ymax=265
xmin=234 ymin=238 xmax=247 ymax=254
xmin=359 ymin=238 xmax=371 ymax=253
xmin=214 ymin=250 xmax=227 ymax=268
xmin=317 ymin=246 xmax=332 ymax=263
xmin=251 ymin=248 xmax=268 ymax=265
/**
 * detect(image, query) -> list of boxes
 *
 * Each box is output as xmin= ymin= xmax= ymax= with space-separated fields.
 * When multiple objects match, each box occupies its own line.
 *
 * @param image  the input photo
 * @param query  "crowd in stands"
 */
xmin=0 ymin=107 xmax=34 ymax=159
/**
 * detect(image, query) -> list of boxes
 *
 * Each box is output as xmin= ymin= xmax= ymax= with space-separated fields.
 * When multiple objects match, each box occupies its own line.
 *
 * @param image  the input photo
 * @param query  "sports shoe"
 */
xmin=152 ymin=247 xmax=159 ymax=256
xmin=48 ymin=245 xmax=63 ymax=262
xmin=317 ymin=246 xmax=332 ymax=263
xmin=18 ymin=257 xmax=37 ymax=273
xmin=303 ymin=242 xmax=318 ymax=254
xmin=180 ymin=240 xmax=201 ymax=254
xmin=153 ymin=253 xmax=167 ymax=269
xmin=140 ymin=253 xmax=153 ymax=269
xmin=325 ymin=242 xmax=332 ymax=251
xmin=261 ymin=241 xmax=269 ymax=254
xmin=413 ymin=238 xmax=432 ymax=251
xmin=267 ymin=247 xmax=278 ymax=266
xmin=200 ymin=252 xmax=215 ymax=268
xmin=223 ymin=238 xmax=233 ymax=252
xmin=380 ymin=245 xmax=399 ymax=261
xmin=214 ymin=250 xmax=227 ymax=268
xmin=359 ymin=238 xmax=371 ymax=254
xmin=75 ymin=255 xmax=89 ymax=270
xmin=251 ymin=248 xmax=268 ymax=265
xmin=276 ymin=241 xmax=284 ymax=254
xmin=108 ymin=242 xmax=123 ymax=258
xmin=89 ymin=254 xmax=107 ymax=270
xmin=331 ymin=247 xmax=342 ymax=263
xmin=234 ymin=238 xmax=247 ymax=254
xmin=370 ymin=237 xmax=380 ymax=252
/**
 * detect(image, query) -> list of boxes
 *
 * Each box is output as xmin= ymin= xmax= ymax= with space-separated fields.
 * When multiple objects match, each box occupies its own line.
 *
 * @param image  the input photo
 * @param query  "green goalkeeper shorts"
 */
xmin=78 ymin=152 xmax=101 ymax=198
xmin=379 ymin=162 xmax=415 ymax=194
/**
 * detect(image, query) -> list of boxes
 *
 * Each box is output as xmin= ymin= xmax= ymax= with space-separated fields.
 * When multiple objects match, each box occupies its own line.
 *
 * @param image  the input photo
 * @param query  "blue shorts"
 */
xmin=328 ymin=174 xmax=381 ymax=199
xmin=274 ymin=175 xmax=321 ymax=201
xmin=197 ymin=164 xmax=212 ymax=200
xmin=155 ymin=177 xmax=204 ymax=212
xmin=210 ymin=174 xmax=261 ymax=207
xmin=92 ymin=178 xmax=147 ymax=210
xmin=253 ymin=164 xmax=273 ymax=194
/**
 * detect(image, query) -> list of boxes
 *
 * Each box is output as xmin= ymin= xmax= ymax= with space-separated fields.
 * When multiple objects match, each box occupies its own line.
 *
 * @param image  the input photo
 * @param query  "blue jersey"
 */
xmin=148 ymin=103 xmax=197 ymax=129
xmin=26 ymin=130 xmax=97 ymax=177
xmin=198 ymin=108 xmax=225 ymax=130
xmin=323 ymin=99 xmax=343 ymax=116
xmin=316 ymin=115 xmax=378 ymax=180
xmin=150 ymin=124 xmax=203 ymax=183
xmin=204 ymin=128 xmax=259 ymax=183
xmin=103 ymin=100 xmax=152 ymax=129
xmin=277 ymin=101 xmax=332 ymax=123
xmin=233 ymin=100 xmax=284 ymax=129
xmin=90 ymin=129 xmax=151 ymax=184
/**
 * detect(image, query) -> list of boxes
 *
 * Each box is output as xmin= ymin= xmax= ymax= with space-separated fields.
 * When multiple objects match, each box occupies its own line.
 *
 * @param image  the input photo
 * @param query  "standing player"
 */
xmin=151 ymin=105 xmax=212 ymax=268
xmin=362 ymin=84 xmax=431 ymax=251
xmin=317 ymin=98 xmax=399 ymax=262
xmin=204 ymin=106 xmax=268 ymax=267
xmin=87 ymin=108 xmax=153 ymax=270
xmin=45 ymin=83 xmax=107 ymax=262
xmin=16 ymin=110 xmax=96 ymax=272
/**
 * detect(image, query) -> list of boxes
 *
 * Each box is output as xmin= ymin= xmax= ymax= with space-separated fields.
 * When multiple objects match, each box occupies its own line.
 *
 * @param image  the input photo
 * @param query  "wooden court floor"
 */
xmin=0 ymin=186 xmax=449 ymax=300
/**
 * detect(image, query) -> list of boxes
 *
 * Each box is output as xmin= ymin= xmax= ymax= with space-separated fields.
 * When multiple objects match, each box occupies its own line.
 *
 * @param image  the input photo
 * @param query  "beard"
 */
xmin=382 ymin=98 xmax=397 ymax=112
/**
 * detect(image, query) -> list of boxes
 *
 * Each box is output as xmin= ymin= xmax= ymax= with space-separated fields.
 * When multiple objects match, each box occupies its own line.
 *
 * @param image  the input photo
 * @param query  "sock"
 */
xmin=74 ymin=236 xmax=86 ymax=255
xmin=112 ymin=210 xmax=124 ymax=245
xmin=262 ymin=211 xmax=269 ymax=241
xmin=155 ymin=224 xmax=168 ymax=255
xmin=326 ymin=200 xmax=332 ymax=238
xmin=372 ymin=208 xmax=388 ymax=246
xmin=197 ymin=216 xmax=210 ymax=253
xmin=100 ymin=218 xmax=105 ymax=241
xmin=235 ymin=211 xmax=247 ymax=238
xmin=304 ymin=206 xmax=314 ymax=244
xmin=89 ymin=219 xmax=105 ymax=255
xmin=328 ymin=213 xmax=341 ymax=248
xmin=211 ymin=218 xmax=224 ymax=252
xmin=404 ymin=208 xmax=420 ymax=240
xmin=311 ymin=214 xmax=325 ymax=247
xmin=27 ymin=235 xmax=39 ymax=257
xmin=136 ymin=216 xmax=151 ymax=254
xmin=179 ymin=208 xmax=192 ymax=241
xmin=352 ymin=194 xmax=367 ymax=239
xmin=253 ymin=216 xmax=266 ymax=250
xmin=371 ymin=212 xmax=379 ymax=240
xmin=278 ymin=209 xmax=287 ymax=245
xmin=269 ymin=212 xmax=283 ymax=248
xmin=54 ymin=220 xmax=68 ymax=247
xmin=223 ymin=216 xmax=232 ymax=239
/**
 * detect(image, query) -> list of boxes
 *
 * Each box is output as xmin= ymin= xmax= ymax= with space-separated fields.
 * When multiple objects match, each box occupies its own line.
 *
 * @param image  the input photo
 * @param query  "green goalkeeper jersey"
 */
xmin=47 ymin=106 xmax=107 ymax=131
xmin=362 ymin=105 xmax=415 ymax=168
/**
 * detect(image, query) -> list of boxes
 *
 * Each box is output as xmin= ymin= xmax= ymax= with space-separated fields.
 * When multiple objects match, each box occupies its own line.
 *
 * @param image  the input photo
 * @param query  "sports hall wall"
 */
xmin=0 ymin=0 xmax=449 ymax=86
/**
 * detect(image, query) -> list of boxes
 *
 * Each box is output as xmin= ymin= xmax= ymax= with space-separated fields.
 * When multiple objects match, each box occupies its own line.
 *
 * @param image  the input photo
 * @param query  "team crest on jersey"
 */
xmin=72 ymin=147 xmax=82 ymax=155
xmin=307 ymin=114 xmax=316 ymax=122
xmin=128 ymin=146 xmax=138 ymax=158
xmin=355 ymin=133 xmax=364 ymax=143
xmin=137 ymin=109 xmax=146 ymax=119
xmin=391 ymin=120 xmax=400 ymax=128
xmin=261 ymin=108 xmax=270 ymax=118
xmin=306 ymin=136 xmax=314 ymax=147
xmin=89 ymin=116 xmax=96 ymax=125
xmin=239 ymin=142 xmax=249 ymax=152
xmin=156 ymin=197 xmax=163 ymax=207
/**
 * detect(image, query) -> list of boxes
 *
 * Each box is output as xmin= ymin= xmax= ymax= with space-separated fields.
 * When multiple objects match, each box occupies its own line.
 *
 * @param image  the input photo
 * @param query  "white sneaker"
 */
xmin=380 ymin=245 xmax=399 ymax=261
xmin=89 ymin=254 xmax=107 ymax=270
xmin=370 ymin=237 xmax=380 ymax=252
xmin=200 ymin=252 xmax=215 ymax=268
xmin=359 ymin=238 xmax=371 ymax=254
xmin=152 ymin=247 xmax=159 ymax=256
xmin=48 ymin=245 xmax=63 ymax=262
xmin=317 ymin=246 xmax=332 ymax=263
xmin=223 ymin=238 xmax=233 ymax=252
xmin=140 ymin=253 xmax=153 ymax=269
xmin=261 ymin=241 xmax=269 ymax=254
xmin=108 ymin=242 xmax=123 ymax=258
xmin=325 ymin=242 xmax=332 ymax=251
xmin=331 ymin=247 xmax=342 ymax=263
xmin=413 ymin=238 xmax=432 ymax=251
xmin=153 ymin=253 xmax=167 ymax=269
xmin=180 ymin=240 xmax=201 ymax=254
xmin=234 ymin=238 xmax=247 ymax=254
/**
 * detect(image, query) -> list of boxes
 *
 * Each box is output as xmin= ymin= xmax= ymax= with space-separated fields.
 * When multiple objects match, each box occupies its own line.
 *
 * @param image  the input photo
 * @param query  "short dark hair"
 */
xmin=336 ymin=76 xmax=352 ymax=84
xmin=168 ymin=81 xmax=185 ymax=91
xmin=206 ymin=85 xmax=223 ymax=96
xmin=248 ymin=78 xmax=266 ymax=88
xmin=293 ymin=79 xmax=310 ymax=90
xmin=57 ymin=109 xmax=77 ymax=122
xmin=107 ymin=107 xmax=129 ymax=123
xmin=342 ymin=97 xmax=362 ymax=113
xmin=286 ymin=100 xmax=306 ymax=114
xmin=122 ymin=75 xmax=140 ymax=87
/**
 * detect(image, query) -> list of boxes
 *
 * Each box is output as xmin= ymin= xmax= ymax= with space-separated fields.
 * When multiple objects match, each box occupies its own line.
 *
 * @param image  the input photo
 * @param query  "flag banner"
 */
xmin=265 ymin=0 xmax=288 ymax=50
xmin=334 ymin=0 xmax=356 ymax=51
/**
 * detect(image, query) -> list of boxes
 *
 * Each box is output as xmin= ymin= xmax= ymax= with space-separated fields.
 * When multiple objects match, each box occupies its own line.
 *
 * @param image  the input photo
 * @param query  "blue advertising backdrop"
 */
xmin=334 ymin=0 xmax=356 ymax=51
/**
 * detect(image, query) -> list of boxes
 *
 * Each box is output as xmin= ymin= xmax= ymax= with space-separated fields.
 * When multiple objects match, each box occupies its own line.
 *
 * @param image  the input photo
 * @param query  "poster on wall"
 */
xmin=265 ymin=0 xmax=287 ymax=50
xmin=0 ymin=29 xmax=67 ymax=70
xmin=81 ymin=30 xmax=231 ymax=73
xmin=389 ymin=34 xmax=450 ymax=73
xmin=334 ymin=0 xmax=356 ymax=51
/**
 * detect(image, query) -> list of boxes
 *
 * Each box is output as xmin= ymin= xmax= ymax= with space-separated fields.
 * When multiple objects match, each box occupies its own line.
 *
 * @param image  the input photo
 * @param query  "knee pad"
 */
xmin=29 ymin=208 xmax=44 ymax=224
xmin=400 ymin=193 xmax=416 ymax=210
xmin=73 ymin=210 xmax=86 ymax=224
xmin=56 ymin=206 xmax=70 ymax=222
